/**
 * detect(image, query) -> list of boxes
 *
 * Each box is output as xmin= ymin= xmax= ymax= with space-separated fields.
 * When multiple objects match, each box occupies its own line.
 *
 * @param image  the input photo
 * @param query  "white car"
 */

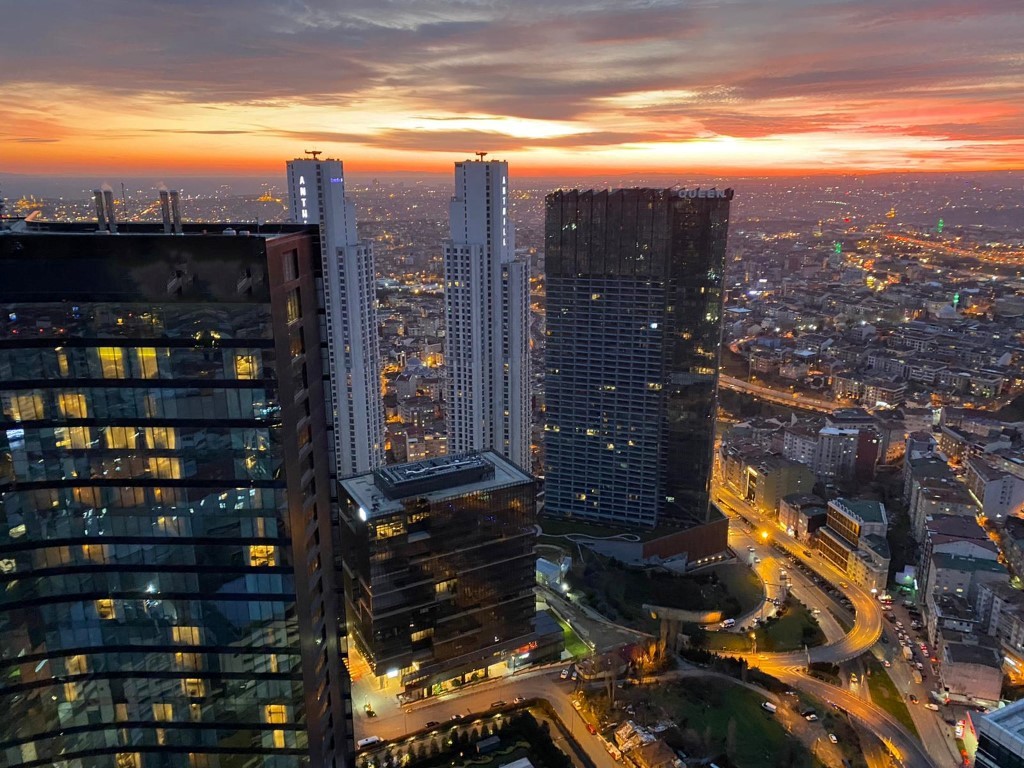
xmin=828 ymin=733 xmax=838 ymax=744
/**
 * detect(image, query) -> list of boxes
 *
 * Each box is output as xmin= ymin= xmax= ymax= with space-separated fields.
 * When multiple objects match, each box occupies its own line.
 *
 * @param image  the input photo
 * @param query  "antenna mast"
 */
xmin=475 ymin=151 xmax=488 ymax=161
xmin=304 ymin=149 xmax=322 ymax=160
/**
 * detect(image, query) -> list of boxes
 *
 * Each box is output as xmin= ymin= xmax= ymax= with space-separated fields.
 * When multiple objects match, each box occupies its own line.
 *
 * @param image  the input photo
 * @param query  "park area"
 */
xmin=864 ymin=657 xmax=919 ymax=737
xmin=649 ymin=678 xmax=817 ymax=768
xmin=706 ymin=597 xmax=825 ymax=653
xmin=565 ymin=551 xmax=763 ymax=632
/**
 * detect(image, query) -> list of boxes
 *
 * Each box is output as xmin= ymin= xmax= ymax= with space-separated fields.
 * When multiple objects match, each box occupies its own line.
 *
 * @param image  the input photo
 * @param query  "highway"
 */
xmin=718 ymin=374 xmax=837 ymax=413
xmin=714 ymin=483 xmax=945 ymax=768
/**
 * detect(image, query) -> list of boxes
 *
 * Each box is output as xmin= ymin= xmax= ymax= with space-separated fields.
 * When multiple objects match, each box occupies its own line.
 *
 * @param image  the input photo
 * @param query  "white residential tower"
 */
xmin=443 ymin=159 xmax=530 ymax=469
xmin=287 ymin=157 xmax=385 ymax=476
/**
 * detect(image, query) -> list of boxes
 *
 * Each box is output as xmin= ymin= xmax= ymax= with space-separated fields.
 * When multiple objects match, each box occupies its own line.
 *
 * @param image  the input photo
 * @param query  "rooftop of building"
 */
xmin=782 ymin=493 xmax=826 ymax=509
xmin=935 ymin=592 xmax=977 ymax=622
xmin=926 ymin=514 xmax=989 ymax=540
xmin=9 ymin=219 xmax=313 ymax=239
xmin=862 ymin=533 xmax=891 ymax=560
xmin=979 ymin=698 xmax=1024 ymax=742
xmin=943 ymin=636 xmax=1001 ymax=667
xmin=340 ymin=451 xmax=533 ymax=518
xmin=931 ymin=552 xmax=1005 ymax=574
xmin=830 ymin=497 xmax=887 ymax=525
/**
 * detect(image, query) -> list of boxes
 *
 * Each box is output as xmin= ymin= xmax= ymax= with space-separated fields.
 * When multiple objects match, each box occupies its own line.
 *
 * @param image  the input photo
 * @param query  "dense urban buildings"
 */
xmin=337 ymin=452 xmax=536 ymax=699
xmin=443 ymin=160 xmax=530 ymax=470
xmin=543 ymin=187 xmax=733 ymax=535
xmin=286 ymin=157 xmax=385 ymax=477
xmin=0 ymin=221 xmax=350 ymax=767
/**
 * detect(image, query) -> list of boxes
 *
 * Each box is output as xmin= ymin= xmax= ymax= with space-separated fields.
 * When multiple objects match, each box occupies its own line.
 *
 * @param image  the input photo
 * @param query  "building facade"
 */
xmin=815 ymin=498 xmax=889 ymax=590
xmin=543 ymin=187 xmax=732 ymax=529
xmin=0 ymin=224 xmax=350 ymax=768
xmin=286 ymin=158 xmax=385 ymax=477
xmin=975 ymin=699 xmax=1024 ymax=768
xmin=442 ymin=160 xmax=529 ymax=470
xmin=338 ymin=452 xmax=536 ymax=698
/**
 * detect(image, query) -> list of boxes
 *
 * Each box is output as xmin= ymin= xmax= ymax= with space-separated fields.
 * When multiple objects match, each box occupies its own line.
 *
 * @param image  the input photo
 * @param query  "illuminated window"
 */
xmin=172 ymin=626 xmax=201 ymax=644
xmin=58 ymin=392 xmax=88 ymax=419
xmin=115 ymin=753 xmax=140 ymax=768
xmin=104 ymin=426 xmax=137 ymax=449
xmin=411 ymin=628 xmax=434 ymax=642
xmin=95 ymin=598 xmax=117 ymax=620
xmin=153 ymin=703 xmax=174 ymax=721
xmin=56 ymin=349 xmax=70 ymax=377
xmin=235 ymin=353 xmax=258 ymax=380
xmin=264 ymin=704 xmax=289 ymax=748
xmin=147 ymin=457 xmax=182 ymax=479
xmin=189 ymin=754 xmax=211 ymax=768
xmin=98 ymin=347 xmax=126 ymax=378
xmin=143 ymin=426 xmax=178 ymax=450
xmin=63 ymin=681 xmax=79 ymax=701
xmin=182 ymin=678 xmax=206 ymax=697
xmin=135 ymin=348 xmax=160 ymax=379
xmin=115 ymin=703 xmax=129 ymax=722
xmin=175 ymin=651 xmax=201 ymax=670
xmin=7 ymin=392 xmax=44 ymax=420
xmin=81 ymin=543 xmax=107 ymax=563
xmin=286 ymin=289 xmax=302 ymax=324
xmin=56 ymin=426 xmax=92 ymax=449
xmin=249 ymin=544 xmax=277 ymax=567
xmin=66 ymin=654 xmax=88 ymax=675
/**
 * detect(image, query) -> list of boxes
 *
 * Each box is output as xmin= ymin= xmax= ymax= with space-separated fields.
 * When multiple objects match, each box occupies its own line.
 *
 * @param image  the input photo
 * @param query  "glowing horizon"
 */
xmin=2 ymin=1 xmax=1024 ymax=177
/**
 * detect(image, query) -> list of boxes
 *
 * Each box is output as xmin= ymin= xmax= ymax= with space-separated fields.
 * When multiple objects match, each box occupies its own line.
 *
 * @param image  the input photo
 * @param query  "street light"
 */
xmin=750 ymin=632 xmax=757 ymax=654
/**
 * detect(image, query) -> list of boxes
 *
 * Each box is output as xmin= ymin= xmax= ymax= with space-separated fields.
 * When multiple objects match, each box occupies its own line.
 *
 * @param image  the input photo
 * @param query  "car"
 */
xmin=586 ymin=723 xmax=597 ymax=735
xmin=560 ymin=667 xmax=571 ymax=680
xmin=450 ymin=714 xmax=461 ymax=721
xmin=513 ymin=696 xmax=526 ymax=704
xmin=785 ymin=690 xmax=798 ymax=696
xmin=839 ymin=582 xmax=849 ymax=589
xmin=753 ymin=556 xmax=761 ymax=564
xmin=925 ymin=703 xmax=940 ymax=711
xmin=828 ymin=733 xmax=838 ymax=744
xmin=883 ymin=660 xmax=891 ymax=668
xmin=761 ymin=702 xmax=778 ymax=713
xmin=908 ymin=694 xmax=919 ymax=705
xmin=747 ymin=546 xmax=756 ymax=552
xmin=491 ymin=701 xmax=507 ymax=709
xmin=803 ymin=550 xmax=814 ymax=557
xmin=425 ymin=721 xmax=440 ymax=729
xmin=357 ymin=736 xmax=383 ymax=749
xmin=721 ymin=618 xmax=736 ymax=629
xmin=571 ymin=669 xmax=579 ymax=681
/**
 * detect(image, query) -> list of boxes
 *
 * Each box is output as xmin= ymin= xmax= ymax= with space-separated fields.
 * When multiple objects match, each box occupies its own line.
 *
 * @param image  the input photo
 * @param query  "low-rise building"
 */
xmin=816 ymin=498 xmax=889 ymax=591
xmin=965 ymin=454 xmax=1024 ymax=523
xmin=937 ymin=632 xmax=1003 ymax=706
xmin=778 ymin=493 xmax=828 ymax=540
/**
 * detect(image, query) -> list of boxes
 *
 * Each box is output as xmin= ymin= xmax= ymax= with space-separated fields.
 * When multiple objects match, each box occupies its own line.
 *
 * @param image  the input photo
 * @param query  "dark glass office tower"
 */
xmin=338 ymin=452 xmax=536 ymax=700
xmin=0 ymin=224 xmax=350 ymax=768
xmin=544 ymin=188 xmax=733 ymax=529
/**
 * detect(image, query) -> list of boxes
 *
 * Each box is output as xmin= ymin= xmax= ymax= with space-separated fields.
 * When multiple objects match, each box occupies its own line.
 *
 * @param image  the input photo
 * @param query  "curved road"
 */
xmin=719 ymin=374 xmax=836 ymax=413
xmin=714 ymin=485 xmax=940 ymax=768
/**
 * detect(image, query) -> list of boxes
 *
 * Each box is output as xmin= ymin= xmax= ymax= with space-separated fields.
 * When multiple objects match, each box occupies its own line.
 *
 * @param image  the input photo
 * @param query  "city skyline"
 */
xmin=2 ymin=1 xmax=1024 ymax=176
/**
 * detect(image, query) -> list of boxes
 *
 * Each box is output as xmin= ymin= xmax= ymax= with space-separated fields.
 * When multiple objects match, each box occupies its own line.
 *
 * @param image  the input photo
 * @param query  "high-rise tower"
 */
xmin=443 ymin=160 xmax=529 ymax=470
xmin=543 ymin=187 xmax=733 ymax=529
xmin=0 ymin=222 xmax=351 ymax=768
xmin=286 ymin=158 xmax=384 ymax=477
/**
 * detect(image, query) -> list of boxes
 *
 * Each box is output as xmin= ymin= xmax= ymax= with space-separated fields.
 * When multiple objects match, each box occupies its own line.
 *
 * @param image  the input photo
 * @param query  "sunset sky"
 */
xmin=3 ymin=0 xmax=1024 ymax=176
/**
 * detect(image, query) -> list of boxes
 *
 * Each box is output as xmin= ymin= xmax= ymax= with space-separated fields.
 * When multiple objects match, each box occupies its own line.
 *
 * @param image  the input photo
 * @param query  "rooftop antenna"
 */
xmin=475 ymin=151 xmax=488 ymax=161
xmin=304 ymin=149 xmax=322 ymax=160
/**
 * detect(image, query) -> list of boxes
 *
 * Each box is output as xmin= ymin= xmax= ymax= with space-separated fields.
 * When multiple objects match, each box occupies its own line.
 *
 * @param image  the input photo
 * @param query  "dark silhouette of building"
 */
xmin=0 ymin=222 xmax=350 ymax=768
xmin=543 ymin=187 xmax=733 ymax=532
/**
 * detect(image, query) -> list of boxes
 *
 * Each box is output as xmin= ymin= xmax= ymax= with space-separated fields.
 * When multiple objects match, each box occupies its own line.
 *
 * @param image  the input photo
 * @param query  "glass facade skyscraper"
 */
xmin=543 ymin=188 xmax=733 ymax=529
xmin=338 ymin=452 xmax=536 ymax=699
xmin=0 ymin=225 xmax=350 ymax=768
